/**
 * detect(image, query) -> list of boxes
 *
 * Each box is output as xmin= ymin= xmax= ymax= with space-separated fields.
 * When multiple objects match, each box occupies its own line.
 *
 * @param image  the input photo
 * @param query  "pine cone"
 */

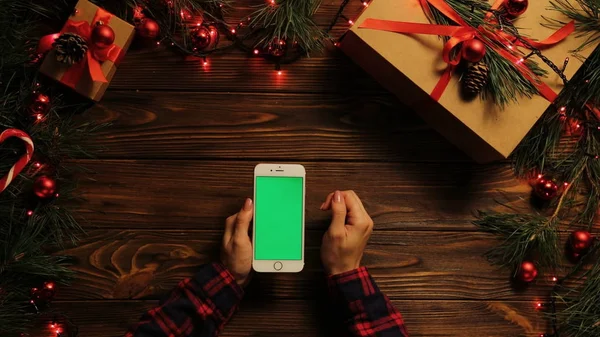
xmin=463 ymin=61 xmax=489 ymax=95
xmin=53 ymin=33 xmax=88 ymax=65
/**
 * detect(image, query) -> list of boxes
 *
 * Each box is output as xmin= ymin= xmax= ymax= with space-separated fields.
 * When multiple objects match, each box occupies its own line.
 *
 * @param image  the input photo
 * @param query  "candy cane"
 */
xmin=0 ymin=129 xmax=35 ymax=193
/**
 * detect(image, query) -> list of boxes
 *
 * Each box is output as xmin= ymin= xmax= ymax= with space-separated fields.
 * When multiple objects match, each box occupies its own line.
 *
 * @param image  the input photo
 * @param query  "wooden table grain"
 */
xmin=49 ymin=1 xmax=550 ymax=336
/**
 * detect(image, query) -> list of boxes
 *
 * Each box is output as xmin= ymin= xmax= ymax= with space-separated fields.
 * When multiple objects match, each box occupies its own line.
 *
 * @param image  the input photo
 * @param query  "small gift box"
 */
xmin=40 ymin=0 xmax=135 ymax=101
xmin=341 ymin=0 xmax=598 ymax=162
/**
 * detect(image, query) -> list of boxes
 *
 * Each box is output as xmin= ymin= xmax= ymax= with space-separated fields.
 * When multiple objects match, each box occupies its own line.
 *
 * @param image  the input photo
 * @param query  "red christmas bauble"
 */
xmin=570 ymin=230 xmax=593 ymax=253
xmin=180 ymin=8 xmax=193 ymax=22
xmin=268 ymin=37 xmax=287 ymax=57
xmin=190 ymin=26 xmax=212 ymax=50
xmin=505 ymin=0 xmax=528 ymax=17
xmin=29 ymin=93 xmax=50 ymax=116
xmin=33 ymin=176 xmax=57 ymax=199
xmin=136 ymin=18 xmax=160 ymax=39
xmin=533 ymin=176 xmax=559 ymax=200
xmin=565 ymin=118 xmax=583 ymax=137
xmin=461 ymin=38 xmax=486 ymax=63
xmin=516 ymin=261 xmax=538 ymax=283
xmin=91 ymin=23 xmax=115 ymax=49
xmin=133 ymin=6 xmax=145 ymax=25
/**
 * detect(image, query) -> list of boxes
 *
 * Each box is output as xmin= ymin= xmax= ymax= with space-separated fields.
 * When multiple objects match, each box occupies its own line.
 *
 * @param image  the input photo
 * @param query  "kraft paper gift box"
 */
xmin=40 ymin=0 xmax=134 ymax=101
xmin=340 ymin=0 xmax=598 ymax=163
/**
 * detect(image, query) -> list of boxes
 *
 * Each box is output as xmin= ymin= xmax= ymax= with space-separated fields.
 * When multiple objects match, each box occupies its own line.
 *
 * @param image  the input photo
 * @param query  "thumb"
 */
xmin=234 ymin=198 xmax=254 ymax=237
xmin=329 ymin=191 xmax=347 ymax=234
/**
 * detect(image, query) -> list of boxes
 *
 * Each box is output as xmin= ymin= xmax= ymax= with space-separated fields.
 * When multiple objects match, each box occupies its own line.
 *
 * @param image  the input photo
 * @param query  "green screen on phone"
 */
xmin=255 ymin=176 xmax=303 ymax=260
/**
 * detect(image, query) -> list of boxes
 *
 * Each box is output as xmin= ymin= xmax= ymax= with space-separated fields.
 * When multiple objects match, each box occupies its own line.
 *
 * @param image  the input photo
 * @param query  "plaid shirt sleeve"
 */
xmin=125 ymin=262 xmax=243 ymax=337
xmin=327 ymin=267 xmax=409 ymax=337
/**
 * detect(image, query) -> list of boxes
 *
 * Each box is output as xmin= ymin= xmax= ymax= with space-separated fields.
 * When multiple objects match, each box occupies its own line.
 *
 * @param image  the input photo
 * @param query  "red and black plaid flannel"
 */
xmin=328 ymin=267 xmax=409 ymax=337
xmin=126 ymin=264 xmax=408 ymax=337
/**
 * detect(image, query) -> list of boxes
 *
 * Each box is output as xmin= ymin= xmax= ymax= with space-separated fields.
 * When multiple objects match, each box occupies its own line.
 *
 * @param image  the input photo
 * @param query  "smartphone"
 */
xmin=253 ymin=163 xmax=305 ymax=273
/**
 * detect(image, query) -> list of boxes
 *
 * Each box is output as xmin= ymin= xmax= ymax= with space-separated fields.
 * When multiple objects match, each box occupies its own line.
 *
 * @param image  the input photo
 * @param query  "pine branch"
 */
xmin=248 ymin=0 xmax=324 ymax=54
xmin=553 ymin=243 xmax=600 ymax=337
xmin=0 ymin=0 xmax=105 ymax=334
xmin=547 ymin=0 xmax=600 ymax=52
xmin=426 ymin=0 xmax=551 ymax=107
xmin=474 ymin=211 xmax=561 ymax=271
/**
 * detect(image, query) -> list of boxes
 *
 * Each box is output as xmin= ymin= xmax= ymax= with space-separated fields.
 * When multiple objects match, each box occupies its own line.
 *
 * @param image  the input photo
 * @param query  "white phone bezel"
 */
xmin=252 ymin=163 xmax=305 ymax=273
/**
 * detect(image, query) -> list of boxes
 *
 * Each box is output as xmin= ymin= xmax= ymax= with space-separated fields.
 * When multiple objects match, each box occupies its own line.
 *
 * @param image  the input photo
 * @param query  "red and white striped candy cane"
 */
xmin=0 ymin=129 xmax=35 ymax=193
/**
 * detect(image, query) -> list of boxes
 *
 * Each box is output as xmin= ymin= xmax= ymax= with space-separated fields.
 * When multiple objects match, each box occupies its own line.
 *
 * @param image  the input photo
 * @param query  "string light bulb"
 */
xmin=348 ymin=19 xmax=354 ymax=25
xmin=254 ymin=49 xmax=259 ymax=55
xmin=277 ymin=70 xmax=282 ymax=76
xmin=362 ymin=1 xmax=369 ymax=6
xmin=27 ymin=210 xmax=33 ymax=216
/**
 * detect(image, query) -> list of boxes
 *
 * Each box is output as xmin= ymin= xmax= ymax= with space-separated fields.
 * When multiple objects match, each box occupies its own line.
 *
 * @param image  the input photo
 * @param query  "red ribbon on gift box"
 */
xmin=38 ymin=7 xmax=124 ymax=88
xmin=359 ymin=0 xmax=575 ymax=102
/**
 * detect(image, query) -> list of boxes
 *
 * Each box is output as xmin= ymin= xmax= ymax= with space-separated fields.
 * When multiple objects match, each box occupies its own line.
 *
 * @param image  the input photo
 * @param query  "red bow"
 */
xmin=39 ymin=7 xmax=124 ymax=88
xmin=360 ymin=0 xmax=575 ymax=102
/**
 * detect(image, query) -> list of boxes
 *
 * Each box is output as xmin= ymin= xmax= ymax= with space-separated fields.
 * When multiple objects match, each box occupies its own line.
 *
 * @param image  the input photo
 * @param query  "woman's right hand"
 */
xmin=319 ymin=190 xmax=374 ymax=275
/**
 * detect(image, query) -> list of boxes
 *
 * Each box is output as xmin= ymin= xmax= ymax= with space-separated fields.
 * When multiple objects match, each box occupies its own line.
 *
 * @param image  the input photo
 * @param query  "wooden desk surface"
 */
xmin=50 ymin=1 xmax=548 ymax=336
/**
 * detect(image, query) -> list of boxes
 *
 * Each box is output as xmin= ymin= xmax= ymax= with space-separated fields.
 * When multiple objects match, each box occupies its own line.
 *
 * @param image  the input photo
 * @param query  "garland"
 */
xmin=0 ymin=0 xmax=333 ymax=335
xmin=470 ymin=0 xmax=600 ymax=336
xmin=4 ymin=0 xmax=600 ymax=336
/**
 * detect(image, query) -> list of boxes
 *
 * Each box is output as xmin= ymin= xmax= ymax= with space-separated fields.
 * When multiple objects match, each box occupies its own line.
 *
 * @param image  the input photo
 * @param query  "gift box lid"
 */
xmin=341 ymin=0 xmax=597 ymax=162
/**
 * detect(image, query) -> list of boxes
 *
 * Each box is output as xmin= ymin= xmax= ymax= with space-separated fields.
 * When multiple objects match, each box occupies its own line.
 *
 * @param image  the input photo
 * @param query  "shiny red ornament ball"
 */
xmin=29 ymin=93 xmax=50 ymax=116
xmin=565 ymin=118 xmax=583 ymax=137
xmin=516 ymin=261 xmax=538 ymax=283
xmin=180 ymin=8 xmax=194 ymax=21
xmin=190 ymin=26 xmax=212 ymax=50
xmin=533 ymin=176 xmax=559 ymax=200
xmin=505 ymin=0 xmax=528 ymax=17
xmin=136 ymin=18 xmax=160 ymax=39
xmin=461 ymin=38 xmax=486 ymax=63
xmin=91 ymin=23 xmax=115 ymax=49
xmin=570 ymin=230 xmax=593 ymax=253
xmin=268 ymin=37 xmax=287 ymax=57
xmin=33 ymin=176 xmax=57 ymax=199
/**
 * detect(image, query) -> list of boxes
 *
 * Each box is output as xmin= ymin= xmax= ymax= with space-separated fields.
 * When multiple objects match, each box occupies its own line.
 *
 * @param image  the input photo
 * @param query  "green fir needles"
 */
xmin=424 ymin=0 xmax=550 ymax=106
xmin=474 ymin=211 xmax=561 ymax=271
xmin=249 ymin=0 xmax=324 ymax=54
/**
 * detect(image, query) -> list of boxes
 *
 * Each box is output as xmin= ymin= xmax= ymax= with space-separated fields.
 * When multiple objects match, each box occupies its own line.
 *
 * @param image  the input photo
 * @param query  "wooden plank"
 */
xmin=44 ymin=299 xmax=549 ymax=337
xmin=110 ymin=1 xmax=377 ymax=93
xmin=53 ymin=229 xmax=557 ymax=301
xmin=85 ymin=91 xmax=468 ymax=161
xmin=111 ymin=48 xmax=382 ymax=93
xmin=73 ymin=160 xmax=525 ymax=230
